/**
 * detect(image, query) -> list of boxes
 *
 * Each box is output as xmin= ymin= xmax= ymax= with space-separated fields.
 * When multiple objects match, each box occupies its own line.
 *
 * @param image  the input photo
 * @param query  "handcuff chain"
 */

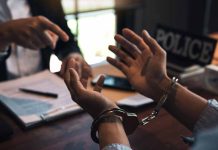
xmin=140 ymin=77 xmax=178 ymax=126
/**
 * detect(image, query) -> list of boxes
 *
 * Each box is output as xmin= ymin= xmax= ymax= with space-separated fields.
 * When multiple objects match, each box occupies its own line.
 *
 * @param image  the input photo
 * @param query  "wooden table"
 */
xmin=0 ymin=63 xmax=217 ymax=150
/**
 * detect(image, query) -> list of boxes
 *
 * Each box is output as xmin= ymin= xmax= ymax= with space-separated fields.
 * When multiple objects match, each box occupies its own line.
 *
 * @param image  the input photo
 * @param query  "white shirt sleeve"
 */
xmin=193 ymin=99 xmax=218 ymax=133
xmin=102 ymin=144 xmax=132 ymax=150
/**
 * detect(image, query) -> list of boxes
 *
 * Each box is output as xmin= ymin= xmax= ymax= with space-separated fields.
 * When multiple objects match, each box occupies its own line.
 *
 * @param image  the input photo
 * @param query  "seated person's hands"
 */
xmin=0 ymin=16 xmax=69 ymax=50
xmin=107 ymin=28 xmax=171 ymax=101
xmin=63 ymin=58 xmax=117 ymax=118
xmin=60 ymin=53 xmax=92 ymax=79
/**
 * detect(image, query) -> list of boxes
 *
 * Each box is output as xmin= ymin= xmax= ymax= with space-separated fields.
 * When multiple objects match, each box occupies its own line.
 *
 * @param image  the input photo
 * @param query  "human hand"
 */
xmin=60 ymin=53 xmax=92 ymax=79
xmin=0 ymin=16 xmax=69 ymax=50
xmin=64 ymin=61 xmax=117 ymax=118
xmin=107 ymin=28 xmax=170 ymax=101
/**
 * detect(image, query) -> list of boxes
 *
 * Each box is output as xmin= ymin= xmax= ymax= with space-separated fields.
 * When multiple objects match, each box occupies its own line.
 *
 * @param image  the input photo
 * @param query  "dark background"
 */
xmin=116 ymin=0 xmax=218 ymax=36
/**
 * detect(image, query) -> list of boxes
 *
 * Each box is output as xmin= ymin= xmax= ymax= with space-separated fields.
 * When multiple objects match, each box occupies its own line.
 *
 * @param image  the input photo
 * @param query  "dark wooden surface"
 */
xmin=0 ymin=64 xmax=217 ymax=150
xmin=0 ymin=103 xmax=192 ymax=150
xmin=1 ymin=88 xmax=217 ymax=150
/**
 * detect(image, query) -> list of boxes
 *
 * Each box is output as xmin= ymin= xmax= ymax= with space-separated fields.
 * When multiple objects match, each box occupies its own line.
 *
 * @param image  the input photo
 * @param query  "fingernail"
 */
xmin=143 ymin=30 xmax=151 ymax=38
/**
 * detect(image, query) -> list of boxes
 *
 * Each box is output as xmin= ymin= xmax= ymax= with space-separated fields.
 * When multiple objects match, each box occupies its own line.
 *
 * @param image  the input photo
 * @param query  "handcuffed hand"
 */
xmin=63 ymin=59 xmax=117 ymax=118
xmin=107 ymin=28 xmax=170 ymax=101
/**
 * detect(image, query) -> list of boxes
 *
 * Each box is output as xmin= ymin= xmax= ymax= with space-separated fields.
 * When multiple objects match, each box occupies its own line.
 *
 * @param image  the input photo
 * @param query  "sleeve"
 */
xmin=191 ymin=127 xmax=218 ymax=150
xmin=0 ymin=47 xmax=11 ymax=81
xmin=0 ymin=47 xmax=11 ymax=62
xmin=49 ymin=0 xmax=81 ymax=60
xmin=193 ymin=99 xmax=218 ymax=133
xmin=29 ymin=0 xmax=82 ymax=60
xmin=102 ymin=144 xmax=132 ymax=150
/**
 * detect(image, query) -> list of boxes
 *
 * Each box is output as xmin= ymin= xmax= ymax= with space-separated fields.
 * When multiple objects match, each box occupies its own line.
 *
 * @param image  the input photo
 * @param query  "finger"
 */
xmin=44 ymin=30 xmax=58 ymax=49
xmin=37 ymin=30 xmax=57 ymax=49
xmin=38 ymin=16 xmax=69 ymax=42
xmin=114 ymin=34 xmax=140 ymax=59
xmin=63 ymin=58 xmax=77 ymax=87
xmin=74 ymin=60 xmax=82 ymax=77
xmin=93 ymin=75 xmax=105 ymax=92
xmin=60 ymin=55 xmax=73 ymax=77
xmin=69 ymin=68 xmax=84 ymax=96
xmin=64 ymin=69 xmax=72 ymax=92
xmin=60 ymin=60 xmax=67 ymax=77
xmin=60 ymin=56 xmax=78 ymax=78
xmin=80 ymin=77 xmax=88 ymax=88
xmin=83 ymin=61 xmax=93 ymax=77
xmin=47 ymin=30 xmax=59 ymax=42
xmin=142 ymin=30 xmax=165 ymax=57
xmin=106 ymin=57 xmax=129 ymax=76
xmin=122 ymin=28 xmax=150 ymax=54
xmin=108 ymin=45 xmax=132 ymax=67
xmin=26 ymin=32 xmax=47 ymax=49
xmin=80 ymin=65 xmax=90 ymax=88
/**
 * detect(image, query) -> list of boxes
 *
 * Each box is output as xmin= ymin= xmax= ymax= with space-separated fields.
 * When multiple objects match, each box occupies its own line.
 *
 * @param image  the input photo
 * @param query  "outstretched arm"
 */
xmin=107 ymin=28 xmax=207 ymax=130
xmin=63 ymin=59 xmax=130 ymax=149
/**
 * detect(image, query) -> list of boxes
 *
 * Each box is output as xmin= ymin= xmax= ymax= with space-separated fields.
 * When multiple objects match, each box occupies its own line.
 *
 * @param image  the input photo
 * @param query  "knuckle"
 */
xmin=160 ymin=49 xmax=166 ymax=56
xmin=136 ymin=38 xmax=144 ymax=45
xmin=149 ymin=37 xmax=156 ymax=43
xmin=50 ymin=23 xmax=58 ymax=29
xmin=36 ymin=16 xmax=45 ymax=21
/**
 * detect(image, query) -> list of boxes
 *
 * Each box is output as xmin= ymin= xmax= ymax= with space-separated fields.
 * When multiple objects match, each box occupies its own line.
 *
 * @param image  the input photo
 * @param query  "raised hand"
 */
xmin=63 ymin=59 xmax=117 ymax=118
xmin=107 ymin=28 xmax=170 ymax=101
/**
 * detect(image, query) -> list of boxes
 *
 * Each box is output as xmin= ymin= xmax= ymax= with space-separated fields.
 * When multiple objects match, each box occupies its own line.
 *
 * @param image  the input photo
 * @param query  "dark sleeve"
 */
xmin=28 ymin=0 xmax=82 ymax=60
xmin=0 ymin=48 xmax=11 ymax=81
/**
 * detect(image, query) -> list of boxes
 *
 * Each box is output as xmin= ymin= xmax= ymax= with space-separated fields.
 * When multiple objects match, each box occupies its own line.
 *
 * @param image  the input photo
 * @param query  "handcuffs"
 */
xmin=91 ymin=77 xmax=178 ymax=143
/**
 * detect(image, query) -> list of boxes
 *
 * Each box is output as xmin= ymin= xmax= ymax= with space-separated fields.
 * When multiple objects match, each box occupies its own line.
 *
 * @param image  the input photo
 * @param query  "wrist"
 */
xmin=149 ymin=75 xmax=171 ymax=102
xmin=91 ymin=108 xmax=139 ymax=143
xmin=0 ymin=23 xmax=12 ymax=49
xmin=158 ymin=75 xmax=171 ymax=92
xmin=157 ymin=76 xmax=179 ymax=108
xmin=98 ymin=117 xmax=130 ymax=149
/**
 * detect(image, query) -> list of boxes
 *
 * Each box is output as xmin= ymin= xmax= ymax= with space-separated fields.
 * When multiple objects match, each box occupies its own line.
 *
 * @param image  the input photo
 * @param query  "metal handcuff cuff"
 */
xmin=91 ymin=77 xmax=178 ymax=143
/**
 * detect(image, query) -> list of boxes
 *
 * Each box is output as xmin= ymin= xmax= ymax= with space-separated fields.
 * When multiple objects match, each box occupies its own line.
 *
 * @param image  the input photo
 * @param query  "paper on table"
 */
xmin=0 ymin=70 xmax=82 ymax=127
xmin=116 ymin=94 xmax=154 ymax=107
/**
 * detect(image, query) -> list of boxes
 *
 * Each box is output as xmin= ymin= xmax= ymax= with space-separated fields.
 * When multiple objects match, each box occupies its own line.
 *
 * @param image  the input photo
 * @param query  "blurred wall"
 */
xmin=142 ymin=0 xmax=190 ymax=35
xmin=120 ymin=0 xmax=218 ymax=36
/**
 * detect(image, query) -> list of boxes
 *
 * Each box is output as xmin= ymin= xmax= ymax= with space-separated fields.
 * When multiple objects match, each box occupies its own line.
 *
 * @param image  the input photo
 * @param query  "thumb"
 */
xmin=93 ymin=75 xmax=105 ymax=92
xmin=44 ymin=30 xmax=58 ymax=49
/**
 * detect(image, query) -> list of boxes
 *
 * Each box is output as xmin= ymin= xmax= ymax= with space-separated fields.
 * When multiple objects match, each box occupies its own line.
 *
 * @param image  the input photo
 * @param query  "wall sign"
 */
xmin=154 ymin=25 xmax=217 ymax=66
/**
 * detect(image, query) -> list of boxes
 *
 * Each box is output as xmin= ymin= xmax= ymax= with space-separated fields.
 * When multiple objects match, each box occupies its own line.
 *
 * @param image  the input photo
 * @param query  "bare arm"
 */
xmin=160 ymin=77 xmax=207 ymax=130
xmin=99 ymin=121 xmax=130 ymax=149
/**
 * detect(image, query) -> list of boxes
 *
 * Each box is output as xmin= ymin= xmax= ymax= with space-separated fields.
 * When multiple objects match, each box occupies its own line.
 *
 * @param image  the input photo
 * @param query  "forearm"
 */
xmin=161 ymin=77 xmax=207 ymax=130
xmin=98 ymin=119 xmax=130 ymax=149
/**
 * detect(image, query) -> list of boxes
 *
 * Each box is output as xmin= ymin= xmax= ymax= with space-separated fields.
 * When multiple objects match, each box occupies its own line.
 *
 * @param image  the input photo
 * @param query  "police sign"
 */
xmin=155 ymin=25 xmax=217 ymax=66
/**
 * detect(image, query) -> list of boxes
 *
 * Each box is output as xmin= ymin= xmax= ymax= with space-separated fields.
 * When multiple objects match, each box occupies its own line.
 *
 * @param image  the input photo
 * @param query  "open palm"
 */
xmin=107 ymin=28 xmax=168 ymax=100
